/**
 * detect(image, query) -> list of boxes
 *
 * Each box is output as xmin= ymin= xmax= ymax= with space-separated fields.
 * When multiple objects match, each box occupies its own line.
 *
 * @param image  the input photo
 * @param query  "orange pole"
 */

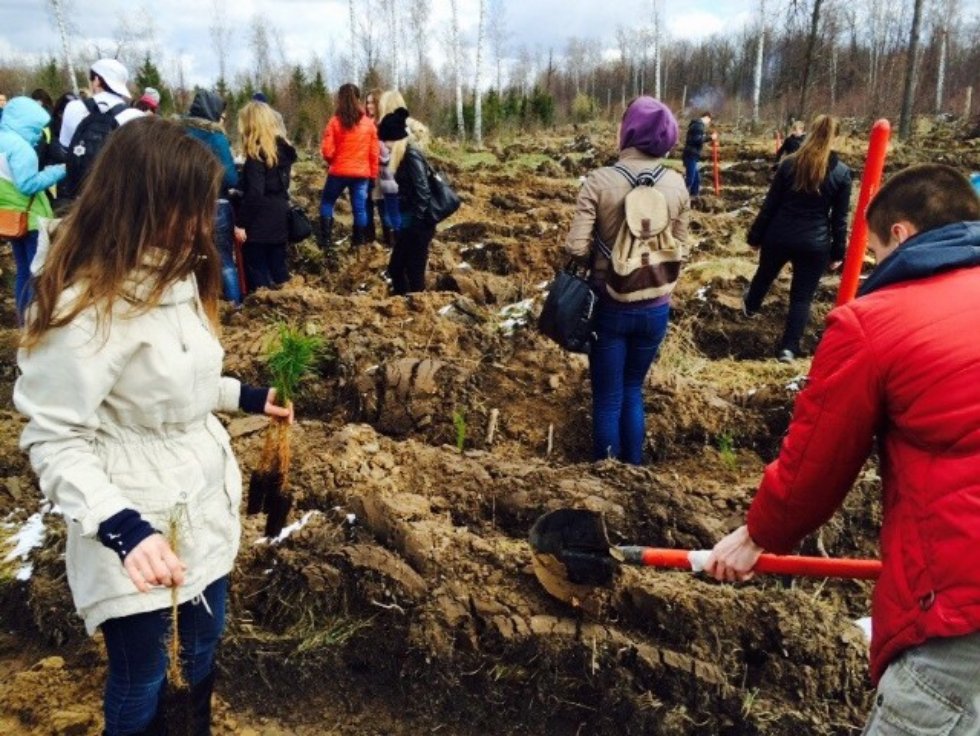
xmin=836 ymin=118 xmax=891 ymax=306
xmin=712 ymin=137 xmax=720 ymax=195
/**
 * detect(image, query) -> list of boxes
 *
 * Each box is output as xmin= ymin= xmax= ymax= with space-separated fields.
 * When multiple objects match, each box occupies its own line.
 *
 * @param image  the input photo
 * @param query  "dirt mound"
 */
xmin=6 ymin=122 xmax=971 ymax=734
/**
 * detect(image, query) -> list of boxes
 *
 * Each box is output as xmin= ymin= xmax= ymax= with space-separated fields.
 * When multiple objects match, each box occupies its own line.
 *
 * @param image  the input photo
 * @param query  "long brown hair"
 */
xmin=24 ymin=116 xmax=222 ymax=348
xmin=335 ymin=83 xmax=364 ymax=129
xmin=790 ymin=114 xmax=839 ymax=194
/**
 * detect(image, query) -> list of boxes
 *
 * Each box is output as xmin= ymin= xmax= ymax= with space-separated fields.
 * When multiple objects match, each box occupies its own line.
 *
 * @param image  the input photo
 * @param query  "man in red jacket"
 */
xmin=706 ymin=164 xmax=980 ymax=732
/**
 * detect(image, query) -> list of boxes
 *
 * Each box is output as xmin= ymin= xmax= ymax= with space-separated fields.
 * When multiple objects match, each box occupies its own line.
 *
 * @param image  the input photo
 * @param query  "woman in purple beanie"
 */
xmin=563 ymin=96 xmax=691 ymax=464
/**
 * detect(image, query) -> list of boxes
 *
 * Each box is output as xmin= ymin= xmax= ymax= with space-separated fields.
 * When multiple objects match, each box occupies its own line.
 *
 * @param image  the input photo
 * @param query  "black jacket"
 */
xmin=747 ymin=153 xmax=852 ymax=260
xmin=682 ymin=119 xmax=707 ymax=160
xmin=776 ymin=133 xmax=805 ymax=161
xmin=238 ymin=138 xmax=297 ymax=243
xmin=395 ymin=144 xmax=433 ymax=227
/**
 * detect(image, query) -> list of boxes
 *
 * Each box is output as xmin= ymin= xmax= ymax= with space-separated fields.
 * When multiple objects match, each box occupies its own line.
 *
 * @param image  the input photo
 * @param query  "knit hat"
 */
xmin=378 ymin=107 xmax=410 ymax=142
xmin=139 ymin=87 xmax=160 ymax=110
xmin=90 ymin=58 xmax=131 ymax=99
xmin=619 ymin=96 xmax=678 ymax=157
xmin=252 ymin=92 xmax=268 ymax=103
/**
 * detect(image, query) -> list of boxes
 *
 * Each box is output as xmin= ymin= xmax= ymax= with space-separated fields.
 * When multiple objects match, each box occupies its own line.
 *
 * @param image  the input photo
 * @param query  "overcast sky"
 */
xmin=0 ymin=0 xmax=977 ymax=92
xmin=0 ymin=0 xmax=758 ymax=90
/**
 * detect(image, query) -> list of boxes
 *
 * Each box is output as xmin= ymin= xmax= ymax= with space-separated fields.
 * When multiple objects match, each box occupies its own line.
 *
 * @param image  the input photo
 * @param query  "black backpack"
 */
xmin=62 ymin=98 xmax=127 ymax=199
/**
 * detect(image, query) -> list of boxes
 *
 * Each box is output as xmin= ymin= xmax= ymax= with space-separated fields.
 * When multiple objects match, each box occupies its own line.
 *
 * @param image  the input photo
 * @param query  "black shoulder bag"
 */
xmin=279 ymin=168 xmax=312 ymax=243
xmin=538 ymin=261 xmax=598 ymax=355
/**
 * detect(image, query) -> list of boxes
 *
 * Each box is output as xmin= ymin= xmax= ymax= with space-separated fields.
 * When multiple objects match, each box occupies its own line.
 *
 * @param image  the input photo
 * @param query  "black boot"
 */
xmin=190 ymin=671 xmax=216 ymax=736
xmin=365 ymin=218 xmax=377 ymax=245
xmin=317 ymin=216 xmax=334 ymax=251
xmin=351 ymin=225 xmax=367 ymax=249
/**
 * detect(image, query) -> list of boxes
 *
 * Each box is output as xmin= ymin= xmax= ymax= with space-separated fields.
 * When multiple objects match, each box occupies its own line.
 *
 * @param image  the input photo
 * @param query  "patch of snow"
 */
xmin=3 ymin=507 xmax=49 ymax=581
xmin=696 ymin=286 xmax=710 ymax=302
xmin=255 ymin=510 xmax=322 ymax=545
xmin=438 ymin=304 xmax=455 ymax=316
xmin=853 ymin=616 xmax=872 ymax=643
xmin=746 ymin=388 xmax=757 ymax=397
xmin=457 ymin=261 xmax=473 ymax=271
xmin=498 ymin=298 xmax=536 ymax=335
xmin=536 ymin=281 xmax=550 ymax=291
xmin=785 ymin=375 xmax=807 ymax=392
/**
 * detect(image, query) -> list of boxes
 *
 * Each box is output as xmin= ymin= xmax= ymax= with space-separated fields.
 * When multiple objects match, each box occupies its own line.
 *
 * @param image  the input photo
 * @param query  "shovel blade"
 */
xmin=529 ymin=509 xmax=617 ymax=586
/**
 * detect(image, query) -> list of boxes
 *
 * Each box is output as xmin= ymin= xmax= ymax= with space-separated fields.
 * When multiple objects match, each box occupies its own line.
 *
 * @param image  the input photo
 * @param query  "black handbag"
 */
xmin=286 ymin=204 xmax=313 ymax=243
xmin=538 ymin=264 xmax=598 ymax=354
xmin=279 ymin=168 xmax=312 ymax=243
xmin=425 ymin=161 xmax=461 ymax=224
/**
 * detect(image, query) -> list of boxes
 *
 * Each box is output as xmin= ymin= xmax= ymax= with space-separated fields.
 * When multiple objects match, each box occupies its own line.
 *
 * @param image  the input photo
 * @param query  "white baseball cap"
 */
xmin=90 ymin=58 xmax=131 ymax=99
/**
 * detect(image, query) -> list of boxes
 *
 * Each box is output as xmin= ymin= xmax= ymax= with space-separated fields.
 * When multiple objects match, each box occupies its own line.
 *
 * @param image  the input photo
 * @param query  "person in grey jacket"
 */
xmin=15 ymin=117 xmax=291 ymax=735
xmin=744 ymin=114 xmax=852 ymax=362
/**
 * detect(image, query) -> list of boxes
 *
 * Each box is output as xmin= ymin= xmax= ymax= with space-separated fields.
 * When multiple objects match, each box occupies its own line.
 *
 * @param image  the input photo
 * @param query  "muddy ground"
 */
xmin=1 ymin=120 xmax=978 ymax=735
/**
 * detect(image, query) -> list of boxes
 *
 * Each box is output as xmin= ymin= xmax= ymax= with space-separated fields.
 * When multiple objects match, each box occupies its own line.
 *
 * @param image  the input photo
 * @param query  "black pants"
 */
xmin=388 ymin=224 xmax=436 ymax=295
xmin=243 ymin=240 xmax=289 ymax=292
xmin=745 ymin=244 xmax=829 ymax=355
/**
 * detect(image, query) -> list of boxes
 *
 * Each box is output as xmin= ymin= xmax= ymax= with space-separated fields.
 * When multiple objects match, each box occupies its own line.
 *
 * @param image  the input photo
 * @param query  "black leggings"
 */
xmin=388 ymin=224 xmax=436 ymax=295
xmin=745 ymin=244 xmax=830 ymax=355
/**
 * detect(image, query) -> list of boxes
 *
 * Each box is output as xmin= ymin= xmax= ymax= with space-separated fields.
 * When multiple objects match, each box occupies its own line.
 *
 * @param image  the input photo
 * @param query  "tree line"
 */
xmin=0 ymin=0 xmax=976 ymax=146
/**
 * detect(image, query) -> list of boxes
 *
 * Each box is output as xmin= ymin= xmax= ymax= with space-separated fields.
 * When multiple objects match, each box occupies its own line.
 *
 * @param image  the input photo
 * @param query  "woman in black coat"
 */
xmin=379 ymin=104 xmax=435 ymax=295
xmin=236 ymin=101 xmax=297 ymax=291
xmin=743 ymin=114 xmax=852 ymax=362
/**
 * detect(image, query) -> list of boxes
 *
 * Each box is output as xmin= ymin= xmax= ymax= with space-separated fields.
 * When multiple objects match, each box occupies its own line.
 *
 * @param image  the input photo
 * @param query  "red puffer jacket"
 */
xmin=747 ymin=224 xmax=980 ymax=685
xmin=320 ymin=114 xmax=379 ymax=179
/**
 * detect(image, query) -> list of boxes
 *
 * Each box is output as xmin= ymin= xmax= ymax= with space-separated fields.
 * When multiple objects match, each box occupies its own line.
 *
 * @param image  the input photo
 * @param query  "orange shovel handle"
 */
xmin=627 ymin=547 xmax=881 ymax=580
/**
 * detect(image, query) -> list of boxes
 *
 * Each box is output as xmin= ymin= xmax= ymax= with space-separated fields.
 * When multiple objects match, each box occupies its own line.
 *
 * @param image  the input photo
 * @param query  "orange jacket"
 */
xmin=320 ymin=115 xmax=378 ymax=179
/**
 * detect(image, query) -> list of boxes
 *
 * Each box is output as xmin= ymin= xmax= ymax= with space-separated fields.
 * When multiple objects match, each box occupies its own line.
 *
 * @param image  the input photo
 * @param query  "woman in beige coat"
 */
xmin=14 ymin=116 xmax=291 ymax=735
xmin=563 ymin=96 xmax=690 ymax=464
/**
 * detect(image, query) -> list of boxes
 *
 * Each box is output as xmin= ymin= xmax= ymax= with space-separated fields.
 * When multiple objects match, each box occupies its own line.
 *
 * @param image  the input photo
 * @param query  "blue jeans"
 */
xmin=381 ymin=193 xmax=402 ymax=230
xmin=588 ymin=302 xmax=670 ymax=464
xmin=320 ymin=175 xmax=369 ymax=228
xmin=101 ymin=576 xmax=228 ymax=736
xmin=12 ymin=230 xmax=39 ymax=325
xmin=683 ymin=156 xmax=700 ymax=196
xmin=214 ymin=201 xmax=241 ymax=305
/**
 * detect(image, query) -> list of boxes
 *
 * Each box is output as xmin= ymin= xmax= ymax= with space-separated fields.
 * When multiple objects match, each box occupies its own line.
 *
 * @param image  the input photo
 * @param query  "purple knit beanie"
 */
xmin=619 ymin=96 xmax=678 ymax=156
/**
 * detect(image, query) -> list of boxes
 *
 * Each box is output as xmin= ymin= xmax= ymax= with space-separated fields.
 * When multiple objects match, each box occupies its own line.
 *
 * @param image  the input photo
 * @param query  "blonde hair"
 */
xmin=238 ymin=101 xmax=285 ymax=167
xmin=790 ymin=114 xmax=839 ymax=194
xmin=377 ymin=89 xmax=431 ymax=174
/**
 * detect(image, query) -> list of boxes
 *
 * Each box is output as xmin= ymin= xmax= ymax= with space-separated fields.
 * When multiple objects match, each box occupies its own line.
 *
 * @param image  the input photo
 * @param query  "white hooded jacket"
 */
xmin=15 ymin=271 xmax=243 ymax=633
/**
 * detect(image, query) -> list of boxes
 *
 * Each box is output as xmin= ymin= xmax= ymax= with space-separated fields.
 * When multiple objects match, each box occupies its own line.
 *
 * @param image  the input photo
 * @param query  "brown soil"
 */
xmin=1 ymin=119 xmax=977 ymax=735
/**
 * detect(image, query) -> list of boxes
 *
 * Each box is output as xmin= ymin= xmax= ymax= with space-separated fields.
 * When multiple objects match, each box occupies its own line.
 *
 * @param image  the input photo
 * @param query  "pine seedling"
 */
xmin=247 ymin=324 xmax=324 ymax=537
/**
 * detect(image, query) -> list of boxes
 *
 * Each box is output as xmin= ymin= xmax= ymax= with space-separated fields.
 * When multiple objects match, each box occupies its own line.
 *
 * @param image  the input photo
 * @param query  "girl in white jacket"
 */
xmin=14 ymin=116 xmax=292 ymax=736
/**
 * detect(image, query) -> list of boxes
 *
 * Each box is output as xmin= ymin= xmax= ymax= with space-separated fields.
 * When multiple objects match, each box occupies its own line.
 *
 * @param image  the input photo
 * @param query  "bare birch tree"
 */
xmin=449 ymin=0 xmax=465 ymax=140
xmin=752 ymin=0 xmax=767 ymax=123
xmin=474 ymin=0 xmax=486 ymax=146
xmin=898 ymin=0 xmax=925 ymax=138
xmin=250 ymin=16 xmax=274 ymax=91
xmin=487 ymin=0 xmax=508 ymax=92
xmin=47 ymin=0 xmax=79 ymax=95
xmin=210 ymin=0 xmax=232 ymax=87
xmin=408 ymin=0 xmax=430 ymax=93
xmin=651 ymin=0 xmax=662 ymax=99
xmin=348 ymin=0 xmax=358 ymax=83
xmin=797 ymin=0 xmax=824 ymax=120
xmin=934 ymin=0 xmax=957 ymax=113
